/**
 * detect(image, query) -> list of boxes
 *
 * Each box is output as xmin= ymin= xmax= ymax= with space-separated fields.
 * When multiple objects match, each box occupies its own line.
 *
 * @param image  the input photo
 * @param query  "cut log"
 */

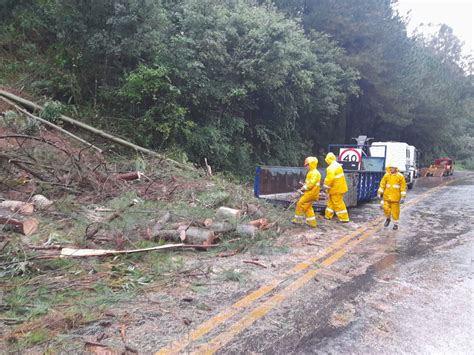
xmin=149 ymin=212 xmax=172 ymax=237
xmin=185 ymin=227 xmax=216 ymax=245
xmin=236 ymin=224 xmax=258 ymax=238
xmin=244 ymin=203 xmax=264 ymax=217
xmin=153 ymin=227 xmax=216 ymax=245
xmin=215 ymin=207 xmax=241 ymax=222
xmin=31 ymin=194 xmax=54 ymax=210
xmin=116 ymin=171 xmax=142 ymax=181
xmin=207 ymin=221 xmax=235 ymax=233
xmin=249 ymin=218 xmax=270 ymax=230
xmin=0 ymin=208 xmax=39 ymax=235
xmin=0 ymin=201 xmax=34 ymax=215
xmin=152 ymin=230 xmax=181 ymax=242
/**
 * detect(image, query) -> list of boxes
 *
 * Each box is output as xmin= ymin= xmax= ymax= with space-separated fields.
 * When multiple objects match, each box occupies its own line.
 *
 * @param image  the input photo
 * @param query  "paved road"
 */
xmin=153 ymin=173 xmax=473 ymax=354
xmin=299 ymin=176 xmax=474 ymax=354
xmin=216 ymin=174 xmax=474 ymax=354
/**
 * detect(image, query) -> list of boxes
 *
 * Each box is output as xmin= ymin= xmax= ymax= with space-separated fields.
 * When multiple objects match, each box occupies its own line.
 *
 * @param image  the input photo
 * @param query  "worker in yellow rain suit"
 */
xmin=291 ymin=157 xmax=321 ymax=228
xmin=323 ymin=152 xmax=349 ymax=222
xmin=378 ymin=165 xmax=407 ymax=230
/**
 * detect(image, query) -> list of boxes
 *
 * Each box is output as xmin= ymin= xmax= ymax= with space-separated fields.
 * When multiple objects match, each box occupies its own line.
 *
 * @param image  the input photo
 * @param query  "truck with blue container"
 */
xmin=254 ymin=136 xmax=388 ymax=210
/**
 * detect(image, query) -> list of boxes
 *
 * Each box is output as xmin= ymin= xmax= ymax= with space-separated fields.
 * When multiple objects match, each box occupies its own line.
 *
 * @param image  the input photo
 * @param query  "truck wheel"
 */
xmin=408 ymin=181 xmax=414 ymax=190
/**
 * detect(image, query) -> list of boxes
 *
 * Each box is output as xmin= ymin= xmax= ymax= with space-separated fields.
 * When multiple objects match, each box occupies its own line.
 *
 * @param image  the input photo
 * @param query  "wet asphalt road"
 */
xmin=219 ymin=173 xmax=474 ymax=354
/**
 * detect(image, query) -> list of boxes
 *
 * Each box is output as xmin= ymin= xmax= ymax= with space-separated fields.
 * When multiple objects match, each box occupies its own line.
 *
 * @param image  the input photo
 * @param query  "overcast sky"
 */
xmin=396 ymin=0 xmax=473 ymax=57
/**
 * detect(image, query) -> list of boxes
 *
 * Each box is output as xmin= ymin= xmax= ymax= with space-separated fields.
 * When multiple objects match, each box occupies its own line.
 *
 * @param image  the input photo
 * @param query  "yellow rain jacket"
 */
xmin=378 ymin=166 xmax=407 ymax=202
xmin=293 ymin=157 xmax=321 ymax=227
xmin=323 ymin=153 xmax=348 ymax=195
xmin=301 ymin=160 xmax=321 ymax=198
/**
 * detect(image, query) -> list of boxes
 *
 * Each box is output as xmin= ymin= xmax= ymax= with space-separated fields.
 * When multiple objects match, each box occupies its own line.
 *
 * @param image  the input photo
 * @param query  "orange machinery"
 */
xmin=421 ymin=157 xmax=454 ymax=177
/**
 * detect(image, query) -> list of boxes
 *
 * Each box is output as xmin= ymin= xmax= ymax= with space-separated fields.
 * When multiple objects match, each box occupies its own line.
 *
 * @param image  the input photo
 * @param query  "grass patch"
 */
xmin=221 ymin=269 xmax=246 ymax=283
xmin=16 ymin=329 xmax=51 ymax=348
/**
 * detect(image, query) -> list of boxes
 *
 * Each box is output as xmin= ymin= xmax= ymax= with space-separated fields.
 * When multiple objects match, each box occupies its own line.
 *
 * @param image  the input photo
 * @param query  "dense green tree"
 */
xmin=118 ymin=0 xmax=358 ymax=170
xmin=1 ymin=0 xmax=472 ymax=171
xmin=272 ymin=0 xmax=473 ymax=166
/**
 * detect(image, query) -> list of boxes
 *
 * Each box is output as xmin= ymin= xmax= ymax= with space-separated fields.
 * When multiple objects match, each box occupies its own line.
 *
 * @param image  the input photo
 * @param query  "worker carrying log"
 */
xmin=378 ymin=165 xmax=407 ymax=230
xmin=323 ymin=152 xmax=350 ymax=223
xmin=291 ymin=156 xmax=321 ymax=228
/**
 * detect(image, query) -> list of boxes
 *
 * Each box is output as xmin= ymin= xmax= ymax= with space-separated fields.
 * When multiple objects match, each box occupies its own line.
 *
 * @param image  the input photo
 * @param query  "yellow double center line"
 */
xmin=157 ymin=179 xmax=458 ymax=354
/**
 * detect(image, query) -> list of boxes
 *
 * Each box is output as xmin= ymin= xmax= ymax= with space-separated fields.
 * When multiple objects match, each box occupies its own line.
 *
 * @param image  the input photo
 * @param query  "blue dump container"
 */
xmin=254 ymin=148 xmax=385 ymax=209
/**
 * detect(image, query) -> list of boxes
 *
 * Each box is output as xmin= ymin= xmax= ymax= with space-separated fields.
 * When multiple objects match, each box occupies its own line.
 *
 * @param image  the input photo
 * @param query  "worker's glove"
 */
xmin=400 ymin=198 xmax=405 ymax=204
xmin=377 ymin=194 xmax=383 ymax=200
xmin=297 ymin=189 xmax=304 ymax=195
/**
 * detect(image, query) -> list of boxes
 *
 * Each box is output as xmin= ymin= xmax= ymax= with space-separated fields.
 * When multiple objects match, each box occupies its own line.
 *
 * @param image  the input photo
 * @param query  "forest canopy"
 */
xmin=1 ymin=0 xmax=472 ymax=172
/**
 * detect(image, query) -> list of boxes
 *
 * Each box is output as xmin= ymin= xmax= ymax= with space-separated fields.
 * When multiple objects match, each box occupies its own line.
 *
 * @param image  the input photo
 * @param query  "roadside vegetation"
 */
xmin=1 ymin=0 xmax=472 ymax=170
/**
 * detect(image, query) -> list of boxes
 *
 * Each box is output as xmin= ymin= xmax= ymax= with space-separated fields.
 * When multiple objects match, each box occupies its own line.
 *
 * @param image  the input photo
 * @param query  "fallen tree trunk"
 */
xmin=0 ymin=208 xmax=39 ymax=235
xmin=0 ymin=201 xmax=34 ymax=215
xmin=207 ymin=221 xmax=235 ymax=233
xmin=152 ymin=230 xmax=181 ymax=242
xmin=0 ymin=89 xmax=192 ymax=170
xmin=236 ymin=224 xmax=258 ymax=238
xmin=59 ymin=243 xmax=218 ymax=258
xmin=60 ymin=243 xmax=185 ymax=257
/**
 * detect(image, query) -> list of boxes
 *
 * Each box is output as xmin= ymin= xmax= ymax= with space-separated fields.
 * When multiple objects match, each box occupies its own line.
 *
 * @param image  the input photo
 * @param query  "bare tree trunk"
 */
xmin=0 ymin=90 xmax=193 ymax=171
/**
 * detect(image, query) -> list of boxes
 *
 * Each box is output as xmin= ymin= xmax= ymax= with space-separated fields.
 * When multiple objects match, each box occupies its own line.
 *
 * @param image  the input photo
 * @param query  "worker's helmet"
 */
xmin=325 ymin=152 xmax=337 ymax=165
xmin=304 ymin=156 xmax=318 ymax=168
xmin=386 ymin=164 xmax=398 ymax=173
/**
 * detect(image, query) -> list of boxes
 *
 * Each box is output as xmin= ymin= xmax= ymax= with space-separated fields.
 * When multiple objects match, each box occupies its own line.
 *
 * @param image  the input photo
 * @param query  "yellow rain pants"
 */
xmin=324 ymin=194 xmax=349 ymax=222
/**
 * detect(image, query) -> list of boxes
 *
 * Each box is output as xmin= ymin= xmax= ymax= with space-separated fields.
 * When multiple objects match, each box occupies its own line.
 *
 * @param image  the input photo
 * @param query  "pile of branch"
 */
xmin=0 ymin=90 xmax=191 ymax=170
xmin=0 ymin=90 xmax=195 ymax=202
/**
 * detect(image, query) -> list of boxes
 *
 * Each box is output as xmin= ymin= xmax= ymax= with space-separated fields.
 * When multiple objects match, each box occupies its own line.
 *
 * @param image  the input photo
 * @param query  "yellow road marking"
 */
xmin=196 ymin=225 xmax=380 ymax=354
xmin=157 ymin=221 xmax=381 ymax=354
xmin=158 ymin=178 xmax=461 ymax=354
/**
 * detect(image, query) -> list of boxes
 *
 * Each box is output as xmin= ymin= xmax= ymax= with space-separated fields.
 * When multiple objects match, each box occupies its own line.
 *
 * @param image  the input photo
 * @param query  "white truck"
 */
xmin=369 ymin=141 xmax=418 ymax=189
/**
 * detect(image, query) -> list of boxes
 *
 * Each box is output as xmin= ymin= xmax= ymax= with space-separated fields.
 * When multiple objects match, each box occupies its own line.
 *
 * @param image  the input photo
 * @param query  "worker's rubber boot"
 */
xmin=306 ymin=219 xmax=317 ymax=228
xmin=291 ymin=217 xmax=303 ymax=225
xmin=384 ymin=218 xmax=391 ymax=227
xmin=393 ymin=224 xmax=399 ymax=230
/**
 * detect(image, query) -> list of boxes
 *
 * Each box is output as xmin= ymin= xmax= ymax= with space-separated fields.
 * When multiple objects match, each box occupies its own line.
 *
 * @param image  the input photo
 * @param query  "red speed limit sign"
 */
xmin=338 ymin=148 xmax=362 ymax=169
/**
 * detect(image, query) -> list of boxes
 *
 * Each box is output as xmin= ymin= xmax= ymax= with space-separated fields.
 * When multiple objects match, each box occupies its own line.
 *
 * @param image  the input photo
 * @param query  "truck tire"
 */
xmin=408 ymin=181 xmax=414 ymax=190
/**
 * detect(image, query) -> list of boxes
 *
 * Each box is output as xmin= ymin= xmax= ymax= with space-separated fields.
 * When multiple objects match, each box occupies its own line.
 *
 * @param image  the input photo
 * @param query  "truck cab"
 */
xmin=370 ymin=141 xmax=418 ymax=189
